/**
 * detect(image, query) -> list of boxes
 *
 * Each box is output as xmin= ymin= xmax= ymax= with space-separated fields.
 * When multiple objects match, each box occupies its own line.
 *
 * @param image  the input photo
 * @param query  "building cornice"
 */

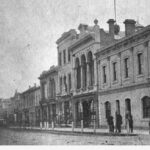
xmin=98 ymin=81 xmax=150 ymax=96
xmin=39 ymin=66 xmax=58 ymax=80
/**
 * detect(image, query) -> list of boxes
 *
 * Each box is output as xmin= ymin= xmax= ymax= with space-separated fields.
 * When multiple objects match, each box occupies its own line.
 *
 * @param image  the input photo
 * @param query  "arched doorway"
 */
xmin=82 ymin=101 xmax=91 ymax=127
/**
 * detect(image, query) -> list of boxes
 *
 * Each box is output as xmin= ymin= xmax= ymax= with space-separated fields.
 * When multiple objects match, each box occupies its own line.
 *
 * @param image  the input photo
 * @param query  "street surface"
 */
xmin=0 ymin=127 xmax=150 ymax=145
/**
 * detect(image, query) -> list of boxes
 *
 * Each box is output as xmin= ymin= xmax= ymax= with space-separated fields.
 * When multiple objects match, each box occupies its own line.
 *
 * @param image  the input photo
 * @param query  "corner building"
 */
xmin=96 ymin=19 xmax=150 ymax=129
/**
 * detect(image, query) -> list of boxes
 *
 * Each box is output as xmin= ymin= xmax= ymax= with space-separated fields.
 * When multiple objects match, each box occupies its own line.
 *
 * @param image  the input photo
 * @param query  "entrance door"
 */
xmin=82 ymin=101 xmax=91 ymax=127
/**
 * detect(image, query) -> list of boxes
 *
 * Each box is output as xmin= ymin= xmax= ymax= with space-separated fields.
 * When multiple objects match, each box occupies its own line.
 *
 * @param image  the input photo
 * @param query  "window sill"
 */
xmin=136 ymin=74 xmax=144 ymax=78
xmin=123 ymin=77 xmax=131 ymax=82
xmin=76 ymin=89 xmax=81 ymax=93
xmin=141 ymin=118 xmax=150 ymax=122
xmin=81 ymin=87 xmax=87 ymax=91
xmin=88 ymin=86 xmax=94 ymax=90
xmin=112 ymin=80 xmax=118 ymax=85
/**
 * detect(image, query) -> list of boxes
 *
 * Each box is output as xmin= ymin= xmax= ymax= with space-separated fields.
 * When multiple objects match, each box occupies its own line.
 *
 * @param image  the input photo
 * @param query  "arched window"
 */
xmin=64 ymin=75 xmax=67 ymax=92
xmin=116 ymin=100 xmax=120 ymax=114
xmin=81 ymin=54 xmax=87 ymax=89
xmin=75 ymin=58 xmax=81 ymax=89
xmin=87 ymin=51 xmax=94 ymax=86
xmin=125 ymin=99 xmax=131 ymax=113
xmin=105 ymin=101 xmax=111 ymax=119
xmin=142 ymin=96 xmax=150 ymax=118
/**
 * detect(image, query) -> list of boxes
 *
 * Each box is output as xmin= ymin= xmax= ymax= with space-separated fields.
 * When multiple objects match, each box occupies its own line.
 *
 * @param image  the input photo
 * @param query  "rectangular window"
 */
xmin=103 ymin=66 xmax=107 ymax=83
xmin=137 ymin=53 xmax=143 ymax=75
xmin=113 ymin=62 xmax=117 ymax=81
xmin=68 ymin=73 xmax=71 ymax=92
xmin=63 ymin=50 xmax=66 ymax=64
xmin=43 ymin=83 xmax=47 ymax=99
xmin=143 ymin=97 xmax=150 ymax=118
xmin=60 ymin=77 xmax=62 ymax=93
xmin=68 ymin=50 xmax=71 ymax=62
xmin=59 ymin=52 xmax=62 ymax=66
xmin=124 ymin=58 xmax=129 ymax=78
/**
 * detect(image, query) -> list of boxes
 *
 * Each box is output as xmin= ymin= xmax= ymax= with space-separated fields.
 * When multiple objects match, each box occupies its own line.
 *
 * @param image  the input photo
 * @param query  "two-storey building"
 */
xmin=96 ymin=19 xmax=150 ymax=129
xmin=39 ymin=66 xmax=58 ymax=128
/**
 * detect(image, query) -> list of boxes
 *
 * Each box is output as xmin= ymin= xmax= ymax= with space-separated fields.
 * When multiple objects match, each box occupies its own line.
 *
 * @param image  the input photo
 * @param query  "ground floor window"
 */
xmin=142 ymin=96 xmax=150 ymax=118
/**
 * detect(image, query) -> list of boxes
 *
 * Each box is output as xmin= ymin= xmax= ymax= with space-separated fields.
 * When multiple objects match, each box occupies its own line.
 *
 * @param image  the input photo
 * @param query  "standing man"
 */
xmin=107 ymin=115 xmax=114 ymax=133
xmin=115 ymin=111 xmax=122 ymax=133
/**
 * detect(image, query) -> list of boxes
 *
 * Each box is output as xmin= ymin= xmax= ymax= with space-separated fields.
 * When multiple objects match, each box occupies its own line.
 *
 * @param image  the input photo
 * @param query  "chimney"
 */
xmin=107 ymin=19 xmax=116 ymax=38
xmin=124 ymin=19 xmax=136 ymax=36
xmin=78 ymin=24 xmax=88 ymax=34
xmin=34 ymin=83 xmax=36 ymax=87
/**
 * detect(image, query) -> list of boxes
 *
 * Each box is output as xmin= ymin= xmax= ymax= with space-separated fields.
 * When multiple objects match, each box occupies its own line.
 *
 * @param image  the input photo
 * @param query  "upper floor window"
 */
xmin=60 ymin=77 xmax=62 ymax=93
xmin=59 ymin=52 xmax=62 ymax=66
xmin=137 ymin=53 xmax=143 ymax=75
xmin=64 ymin=76 xmax=67 ymax=92
xmin=68 ymin=49 xmax=71 ymax=62
xmin=113 ymin=62 xmax=117 ymax=81
xmin=42 ymin=83 xmax=47 ymax=99
xmin=68 ymin=73 xmax=71 ymax=92
xmin=103 ymin=66 xmax=107 ymax=83
xmin=63 ymin=50 xmax=66 ymax=64
xmin=124 ymin=58 xmax=129 ymax=78
xmin=50 ymin=79 xmax=56 ymax=98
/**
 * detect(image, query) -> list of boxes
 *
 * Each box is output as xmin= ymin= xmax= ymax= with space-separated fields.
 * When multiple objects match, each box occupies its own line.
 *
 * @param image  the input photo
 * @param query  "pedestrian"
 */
xmin=115 ymin=112 xmax=122 ymax=133
xmin=129 ymin=114 xmax=133 ymax=133
xmin=107 ymin=115 xmax=114 ymax=133
xmin=125 ymin=111 xmax=133 ymax=133
xmin=149 ymin=121 xmax=150 ymax=134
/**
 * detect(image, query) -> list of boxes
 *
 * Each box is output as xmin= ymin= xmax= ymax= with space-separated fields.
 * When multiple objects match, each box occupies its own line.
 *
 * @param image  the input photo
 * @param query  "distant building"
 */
xmin=21 ymin=85 xmax=41 ymax=126
xmin=39 ymin=66 xmax=58 ymax=127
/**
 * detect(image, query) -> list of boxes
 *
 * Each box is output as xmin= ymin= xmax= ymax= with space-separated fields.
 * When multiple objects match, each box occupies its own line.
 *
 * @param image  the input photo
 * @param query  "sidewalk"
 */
xmin=9 ymin=126 xmax=150 ymax=136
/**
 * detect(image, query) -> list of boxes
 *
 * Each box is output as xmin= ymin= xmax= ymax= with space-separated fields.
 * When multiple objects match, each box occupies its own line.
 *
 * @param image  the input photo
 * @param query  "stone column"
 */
xmin=98 ymin=60 xmax=101 ymax=90
xmin=94 ymin=57 xmax=97 ymax=87
xmin=118 ymin=52 xmax=122 ymax=86
xmin=46 ymin=105 xmax=49 ymax=128
xmin=80 ymin=102 xmax=83 ymax=132
xmin=87 ymin=62 xmax=90 ymax=88
xmin=40 ymin=106 xmax=43 ymax=129
xmin=144 ymin=41 xmax=150 ymax=79
xmin=80 ymin=64 xmax=83 ymax=89
xmin=74 ymin=67 xmax=77 ymax=91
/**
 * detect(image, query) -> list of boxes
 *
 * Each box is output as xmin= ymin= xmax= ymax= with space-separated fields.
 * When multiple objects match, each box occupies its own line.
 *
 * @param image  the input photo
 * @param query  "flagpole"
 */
xmin=114 ymin=0 xmax=117 ymax=22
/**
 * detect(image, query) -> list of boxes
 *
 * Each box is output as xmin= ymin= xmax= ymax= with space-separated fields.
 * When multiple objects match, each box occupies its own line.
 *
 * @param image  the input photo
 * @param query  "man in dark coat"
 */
xmin=115 ymin=112 xmax=122 ymax=133
xmin=107 ymin=115 xmax=114 ymax=133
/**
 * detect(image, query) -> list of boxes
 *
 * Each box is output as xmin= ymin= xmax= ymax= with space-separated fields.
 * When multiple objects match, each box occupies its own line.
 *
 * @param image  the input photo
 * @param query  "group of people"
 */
xmin=107 ymin=111 xmax=133 ymax=133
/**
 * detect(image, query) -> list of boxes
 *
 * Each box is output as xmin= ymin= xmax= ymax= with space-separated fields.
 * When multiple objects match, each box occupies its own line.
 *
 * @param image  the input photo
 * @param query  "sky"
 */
xmin=0 ymin=0 xmax=150 ymax=98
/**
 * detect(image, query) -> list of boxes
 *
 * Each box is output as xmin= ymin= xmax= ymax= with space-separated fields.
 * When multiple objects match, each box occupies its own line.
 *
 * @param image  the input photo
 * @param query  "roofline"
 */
xmin=95 ymin=25 xmax=150 ymax=55
xmin=39 ymin=66 xmax=58 ymax=80
xmin=68 ymin=33 xmax=94 ymax=51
